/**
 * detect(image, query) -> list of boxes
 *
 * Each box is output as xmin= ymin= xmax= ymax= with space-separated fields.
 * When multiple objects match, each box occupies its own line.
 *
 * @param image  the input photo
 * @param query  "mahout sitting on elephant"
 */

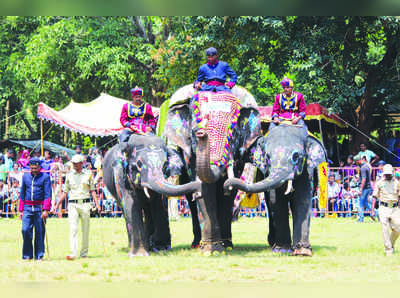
xmin=103 ymin=134 xmax=201 ymax=257
xmin=161 ymin=84 xmax=261 ymax=253
xmin=224 ymin=122 xmax=327 ymax=256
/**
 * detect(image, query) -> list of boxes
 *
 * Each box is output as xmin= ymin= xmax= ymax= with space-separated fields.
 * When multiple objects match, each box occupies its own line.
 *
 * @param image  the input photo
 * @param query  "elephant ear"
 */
xmin=232 ymin=107 xmax=261 ymax=159
xmin=306 ymin=134 xmax=328 ymax=179
xmin=162 ymin=103 xmax=193 ymax=160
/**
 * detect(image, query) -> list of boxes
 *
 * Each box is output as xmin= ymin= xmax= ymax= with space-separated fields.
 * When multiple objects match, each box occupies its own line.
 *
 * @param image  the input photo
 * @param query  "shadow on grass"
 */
xmin=118 ymin=247 xmax=129 ymax=253
xmin=309 ymin=245 xmax=337 ymax=253
xmin=169 ymin=243 xmax=337 ymax=255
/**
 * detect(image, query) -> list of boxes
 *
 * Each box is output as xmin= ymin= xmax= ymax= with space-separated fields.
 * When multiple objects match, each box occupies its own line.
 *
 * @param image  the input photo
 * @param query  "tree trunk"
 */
xmin=351 ymin=36 xmax=400 ymax=155
xmin=352 ymin=85 xmax=377 ymax=154
xmin=22 ymin=117 xmax=37 ymax=138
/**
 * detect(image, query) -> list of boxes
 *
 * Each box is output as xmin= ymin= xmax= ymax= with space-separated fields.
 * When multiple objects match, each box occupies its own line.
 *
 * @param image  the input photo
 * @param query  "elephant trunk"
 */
xmin=224 ymin=170 xmax=290 ymax=194
xmin=143 ymin=177 xmax=201 ymax=197
xmin=195 ymin=129 xmax=224 ymax=184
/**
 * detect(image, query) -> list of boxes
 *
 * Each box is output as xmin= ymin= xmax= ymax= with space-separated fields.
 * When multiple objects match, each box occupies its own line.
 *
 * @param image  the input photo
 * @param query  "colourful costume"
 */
xmin=119 ymin=87 xmax=156 ymax=142
xmin=18 ymin=150 xmax=30 ymax=170
xmin=272 ymin=79 xmax=306 ymax=121
xmin=194 ymin=61 xmax=237 ymax=92
xmin=194 ymin=48 xmax=237 ymax=92
xmin=120 ymin=103 xmax=156 ymax=133
xmin=19 ymin=157 xmax=52 ymax=260
xmin=269 ymin=78 xmax=307 ymax=137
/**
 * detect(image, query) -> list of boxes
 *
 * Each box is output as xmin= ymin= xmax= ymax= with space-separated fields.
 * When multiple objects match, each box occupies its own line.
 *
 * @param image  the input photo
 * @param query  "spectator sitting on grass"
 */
xmin=327 ymin=173 xmax=341 ymax=217
xmin=0 ymin=178 xmax=9 ymax=217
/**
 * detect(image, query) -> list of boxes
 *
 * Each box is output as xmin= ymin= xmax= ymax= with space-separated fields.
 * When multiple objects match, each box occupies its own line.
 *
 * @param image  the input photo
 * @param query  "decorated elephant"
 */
xmin=103 ymin=134 xmax=201 ymax=257
xmin=161 ymin=85 xmax=261 ymax=253
xmin=224 ymin=122 xmax=327 ymax=256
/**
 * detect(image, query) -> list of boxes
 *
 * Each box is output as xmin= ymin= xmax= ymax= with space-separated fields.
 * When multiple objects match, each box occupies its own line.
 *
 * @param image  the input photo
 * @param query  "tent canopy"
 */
xmin=37 ymin=93 xmax=160 ymax=137
xmin=0 ymin=139 xmax=75 ymax=157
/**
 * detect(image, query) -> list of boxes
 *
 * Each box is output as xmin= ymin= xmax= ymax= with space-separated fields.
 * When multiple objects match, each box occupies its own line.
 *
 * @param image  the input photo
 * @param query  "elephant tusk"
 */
xmin=227 ymin=165 xmax=234 ymax=179
xmin=284 ymin=179 xmax=294 ymax=195
xmin=193 ymin=192 xmax=202 ymax=200
xmin=144 ymin=187 xmax=151 ymax=199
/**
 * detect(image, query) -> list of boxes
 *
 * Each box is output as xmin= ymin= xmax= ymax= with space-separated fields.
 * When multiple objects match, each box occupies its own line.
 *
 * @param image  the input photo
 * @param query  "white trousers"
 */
xmin=68 ymin=203 xmax=91 ymax=257
xmin=168 ymin=198 xmax=180 ymax=221
xmin=379 ymin=205 xmax=400 ymax=255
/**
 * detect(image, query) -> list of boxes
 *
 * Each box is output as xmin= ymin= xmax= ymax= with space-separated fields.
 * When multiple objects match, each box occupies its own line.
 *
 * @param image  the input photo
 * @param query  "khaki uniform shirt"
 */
xmin=372 ymin=178 xmax=400 ymax=203
xmin=64 ymin=169 xmax=94 ymax=201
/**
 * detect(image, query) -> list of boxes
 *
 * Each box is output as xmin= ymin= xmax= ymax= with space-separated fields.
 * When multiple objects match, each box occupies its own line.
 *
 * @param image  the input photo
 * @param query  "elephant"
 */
xmin=162 ymin=85 xmax=261 ymax=253
xmin=103 ymin=134 xmax=201 ymax=257
xmin=224 ymin=122 xmax=327 ymax=256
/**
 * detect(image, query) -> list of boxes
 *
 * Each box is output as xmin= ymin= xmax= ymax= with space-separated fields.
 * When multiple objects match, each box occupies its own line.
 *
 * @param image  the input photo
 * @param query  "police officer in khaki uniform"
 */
xmin=53 ymin=154 xmax=100 ymax=260
xmin=372 ymin=164 xmax=400 ymax=256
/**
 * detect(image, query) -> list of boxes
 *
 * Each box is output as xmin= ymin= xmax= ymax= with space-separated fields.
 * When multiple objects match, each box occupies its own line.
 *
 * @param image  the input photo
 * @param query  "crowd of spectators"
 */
xmin=1 ymin=134 xmax=400 ymax=220
xmin=312 ymin=142 xmax=400 ymax=219
xmin=325 ymin=130 xmax=400 ymax=168
xmin=0 ymin=145 xmax=122 ymax=218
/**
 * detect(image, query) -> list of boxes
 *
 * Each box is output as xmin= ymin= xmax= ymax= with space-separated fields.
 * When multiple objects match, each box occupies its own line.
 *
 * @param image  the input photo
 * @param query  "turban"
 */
xmin=205 ymin=47 xmax=217 ymax=56
xmin=130 ymin=87 xmax=143 ymax=96
xmin=280 ymin=77 xmax=294 ymax=88
xmin=29 ymin=157 xmax=42 ymax=166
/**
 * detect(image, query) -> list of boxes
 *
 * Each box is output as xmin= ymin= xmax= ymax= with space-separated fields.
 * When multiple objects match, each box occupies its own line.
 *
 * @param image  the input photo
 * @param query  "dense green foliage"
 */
xmin=1 ymin=16 xmax=400 ymax=148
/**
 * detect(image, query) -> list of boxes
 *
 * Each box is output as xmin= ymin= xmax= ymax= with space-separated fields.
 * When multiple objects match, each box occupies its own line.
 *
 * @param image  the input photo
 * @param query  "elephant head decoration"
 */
xmin=103 ymin=134 xmax=201 ymax=257
xmin=162 ymin=85 xmax=261 ymax=253
xmin=224 ymin=123 xmax=327 ymax=256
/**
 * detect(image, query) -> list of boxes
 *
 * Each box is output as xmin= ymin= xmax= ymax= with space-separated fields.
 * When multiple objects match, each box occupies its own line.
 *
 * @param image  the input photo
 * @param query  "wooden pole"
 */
xmin=40 ymin=118 xmax=44 ymax=156
xmin=5 ymin=100 xmax=9 ymax=139
xmin=319 ymin=119 xmax=324 ymax=147
xmin=64 ymin=128 xmax=68 ymax=145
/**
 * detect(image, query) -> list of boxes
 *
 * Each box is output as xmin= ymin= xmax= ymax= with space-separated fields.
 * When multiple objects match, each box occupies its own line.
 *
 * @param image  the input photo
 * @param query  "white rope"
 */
xmin=335 ymin=114 xmax=398 ymax=159
xmin=0 ymin=109 xmax=26 ymax=124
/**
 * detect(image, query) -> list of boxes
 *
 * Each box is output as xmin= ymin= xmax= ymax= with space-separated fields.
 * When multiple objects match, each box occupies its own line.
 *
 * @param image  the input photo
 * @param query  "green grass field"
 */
xmin=1 ymin=215 xmax=400 ymax=285
xmin=2 ymin=215 xmax=400 ymax=298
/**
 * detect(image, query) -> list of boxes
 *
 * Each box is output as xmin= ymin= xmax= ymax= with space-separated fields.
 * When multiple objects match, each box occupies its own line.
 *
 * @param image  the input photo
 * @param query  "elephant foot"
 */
xmin=152 ymin=245 xmax=171 ymax=253
xmin=271 ymin=245 xmax=293 ymax=254
xmin=222 ymin=239 xmax=234 ymax=251
xmin=199 ymin=240 xmax=224 ymax=255
xmin=129 ymin=247 xmax=150 ymax=257
xmin=150 ymin=240 xmax=172 ymax=253
xmin=292 ymin=247 xmax=312 ymax=257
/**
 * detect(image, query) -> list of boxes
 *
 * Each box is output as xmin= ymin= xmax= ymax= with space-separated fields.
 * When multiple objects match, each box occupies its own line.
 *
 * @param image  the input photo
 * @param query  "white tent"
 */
xmin=37 ymin=93 xmax=159 ymax=137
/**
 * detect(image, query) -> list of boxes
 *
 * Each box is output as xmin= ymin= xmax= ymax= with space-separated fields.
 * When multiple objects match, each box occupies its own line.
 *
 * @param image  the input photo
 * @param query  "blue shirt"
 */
xmin=19 ymin=172 xmax=52 ymax=212
xmin=195 ymin=61 xmax=237 ymax=85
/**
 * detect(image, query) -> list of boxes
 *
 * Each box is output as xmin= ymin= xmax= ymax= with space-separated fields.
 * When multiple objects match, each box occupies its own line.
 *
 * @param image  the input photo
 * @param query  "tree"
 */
xmin=2 ymin=16 xmax=400 ymax=152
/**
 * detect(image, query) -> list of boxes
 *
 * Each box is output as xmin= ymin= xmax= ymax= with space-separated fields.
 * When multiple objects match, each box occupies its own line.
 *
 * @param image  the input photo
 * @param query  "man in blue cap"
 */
xmin=194 ymin=47 xmax=237 ymax=92
xmin=19 ymin=157 xmax=52 ymax=260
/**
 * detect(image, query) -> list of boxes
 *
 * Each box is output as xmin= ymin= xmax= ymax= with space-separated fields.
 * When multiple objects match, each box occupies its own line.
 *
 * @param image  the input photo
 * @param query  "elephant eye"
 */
xmin=291 ymin=151 xmax=300 ymax=165
xmin=136 ymin=159 xmax=143 ymax=171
